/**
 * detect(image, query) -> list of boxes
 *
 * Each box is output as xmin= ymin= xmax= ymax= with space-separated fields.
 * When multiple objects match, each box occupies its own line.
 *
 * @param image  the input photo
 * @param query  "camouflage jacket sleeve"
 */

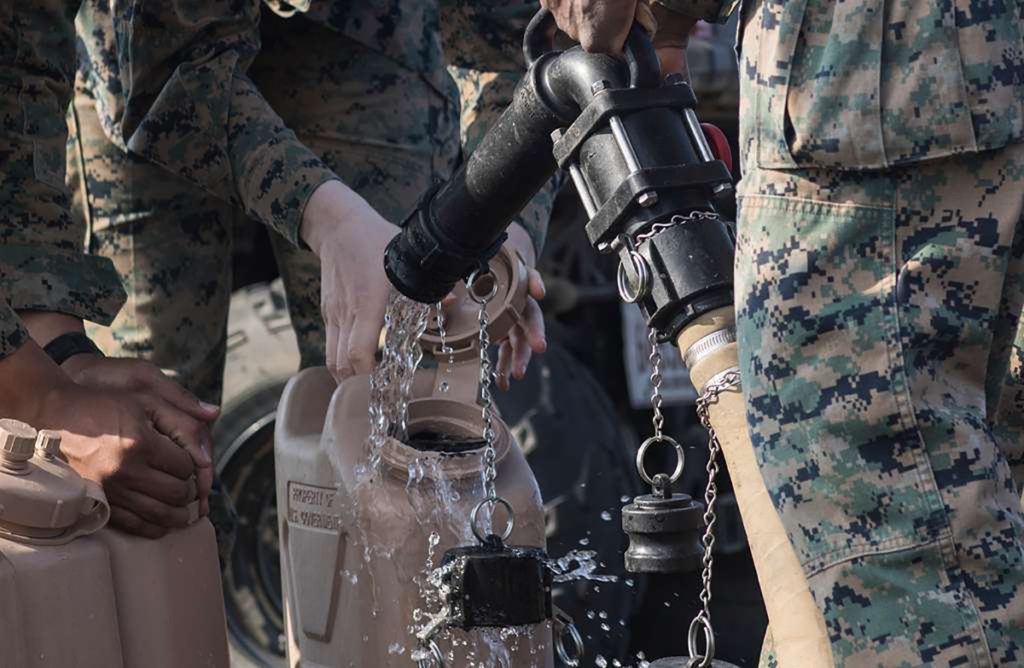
xmin=0 ymin=304 xmax=28 ymax=359
xmin=442 ymin=0 xmax=557 ymax=256
xmin=89 ymin=1 xmax=339 ymax=246
xmin=0 ymin=0 xmax=126 ymax=360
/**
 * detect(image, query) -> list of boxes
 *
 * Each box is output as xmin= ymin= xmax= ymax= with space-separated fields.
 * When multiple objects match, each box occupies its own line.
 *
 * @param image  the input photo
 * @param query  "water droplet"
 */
xmin=621 ymin=494 xmax=632 ymax=504
xmin=596 ymin=656 xmax=608 ymax=668
xmin=625 ymin=578 xmax=635 ymax=588
xmin=586 ymin=610 xmax=597 ymax=620
xmin=440 ymin=381 xmax=450 ymax=393
xmin=579 ymin=537 xmax=590 ymax=546
xmin=599 ymin=610 xmax=608 ymax=619
xmin=600 ymin=623 xmax=611 ymax=632
xmin=600 ymin=510 xmax=613 ymax=521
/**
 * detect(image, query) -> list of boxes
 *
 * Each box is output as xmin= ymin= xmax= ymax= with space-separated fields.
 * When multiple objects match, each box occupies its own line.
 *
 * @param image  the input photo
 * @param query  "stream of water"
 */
xmin=366 ymin=290 xmax=432 ymax=473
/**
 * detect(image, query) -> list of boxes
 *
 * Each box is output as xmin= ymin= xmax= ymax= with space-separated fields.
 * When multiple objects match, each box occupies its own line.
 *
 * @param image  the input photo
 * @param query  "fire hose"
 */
xmin=383 ymin=10 xmax=832 ymax=666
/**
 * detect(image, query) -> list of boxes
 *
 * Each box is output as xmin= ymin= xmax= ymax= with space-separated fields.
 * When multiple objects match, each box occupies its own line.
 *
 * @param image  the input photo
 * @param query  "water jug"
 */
xmin=276 ymin=247 xmax=554 ymax=667
xmin=0 ymin=418 xmax=229 ymax=667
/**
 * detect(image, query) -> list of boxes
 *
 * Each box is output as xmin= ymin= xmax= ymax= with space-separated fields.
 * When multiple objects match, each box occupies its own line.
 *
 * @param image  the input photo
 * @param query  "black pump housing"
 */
xmin=383 ymin=9 xmax=735 ymax=343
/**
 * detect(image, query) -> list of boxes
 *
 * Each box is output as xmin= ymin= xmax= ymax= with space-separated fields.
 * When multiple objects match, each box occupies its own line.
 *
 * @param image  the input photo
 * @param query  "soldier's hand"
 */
xmin=36 ymin=381 xmax=204 ymax=538
xmin=60 ymin=355 xmax=217 ymax=519
xmin=540 ymin=0 xmax=655 ymax=53
xmin=300 ymin=179 xmax=399 ymax=381
xmin=650 ymin=3 xmax=697 ymax=77
xmin=495 ymin=223 xmax=546 ymax=391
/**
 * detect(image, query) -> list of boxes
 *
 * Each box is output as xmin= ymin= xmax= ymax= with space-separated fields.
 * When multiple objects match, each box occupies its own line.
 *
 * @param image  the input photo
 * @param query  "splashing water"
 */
xmin=356 ymin=288 xmax=556 ymax=665
xmin=547 ymin=549 xmax=619 ymax=584
xmin=366 ymin=289 xmax=431 ymax=472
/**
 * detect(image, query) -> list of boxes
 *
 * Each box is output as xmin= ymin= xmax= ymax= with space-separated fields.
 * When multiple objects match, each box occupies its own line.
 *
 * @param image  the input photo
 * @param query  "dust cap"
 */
xmin=0 ymin=418 xmax=37 ymax=467
xmin=35 ymin=429 xmax=62 ymax=459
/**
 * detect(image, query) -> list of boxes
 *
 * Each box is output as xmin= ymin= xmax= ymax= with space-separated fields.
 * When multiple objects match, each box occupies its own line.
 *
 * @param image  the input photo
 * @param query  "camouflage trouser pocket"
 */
xmin=735 ymin=153 xmax=1024 ymax=664
xmin=735 ymin=192 xmax=944 ymax=571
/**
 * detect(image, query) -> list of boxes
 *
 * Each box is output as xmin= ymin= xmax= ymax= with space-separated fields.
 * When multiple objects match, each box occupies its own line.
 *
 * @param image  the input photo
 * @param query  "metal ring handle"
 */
xmin=635 ymin=435 xmax=684 ymax=486
xmin=416 ymin=640 xmax=446 ymax=668
xmin=523 ymin=8 xmax=558 ymax=68
xmin=617 ymin=248 xmax=650 ymax=304
xmin=471 ymin=496 xmax=515 ymax=543
xmin=466 ymin=268 xmax=499 ymax=305
xmin=687 ymin=614 xmax=716 ymax=668
xmin=554 ymin=623 xmax=584 ymax=667
xmin=523 ymin=8 xmax=661 ymax=88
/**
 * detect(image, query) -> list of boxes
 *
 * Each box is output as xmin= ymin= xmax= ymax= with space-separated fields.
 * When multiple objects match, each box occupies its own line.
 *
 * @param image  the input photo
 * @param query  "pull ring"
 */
xmin=635 ymin=435 xmax=685 ymax=486
xmin=470 ymin=496 xmax=515 ymax=544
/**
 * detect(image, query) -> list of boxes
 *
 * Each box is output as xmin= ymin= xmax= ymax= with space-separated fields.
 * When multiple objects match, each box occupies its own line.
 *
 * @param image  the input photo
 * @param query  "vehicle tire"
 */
xmin=216 ymin=280 xmax=298 ymax=667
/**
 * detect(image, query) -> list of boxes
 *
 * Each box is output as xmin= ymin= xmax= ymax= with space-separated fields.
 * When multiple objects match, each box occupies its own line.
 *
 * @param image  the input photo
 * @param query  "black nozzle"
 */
xmin=383 ymin=15 xmax=646 ymax=304
xmin=383 ymin=192 xmax=503 ymax=304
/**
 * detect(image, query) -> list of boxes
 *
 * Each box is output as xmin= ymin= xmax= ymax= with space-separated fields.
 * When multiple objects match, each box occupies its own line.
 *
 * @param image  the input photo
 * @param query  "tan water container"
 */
xmin=0 ymin=419 xmax=230 ymax=668
xmin=276 ymin=248 xmax=555 ymax=667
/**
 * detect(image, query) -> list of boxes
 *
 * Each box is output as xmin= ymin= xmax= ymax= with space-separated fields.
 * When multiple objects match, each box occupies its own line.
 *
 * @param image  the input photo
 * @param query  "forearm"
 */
xmin=299 ymin=179 xmax=378 ymax=256
xmin=0 ymin=337 xmax=73 ymax=425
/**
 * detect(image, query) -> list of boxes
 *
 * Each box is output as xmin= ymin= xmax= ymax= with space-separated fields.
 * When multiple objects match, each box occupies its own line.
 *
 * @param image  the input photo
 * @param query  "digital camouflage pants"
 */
xmin=736 ymin=142 xmax=1024 ymax=665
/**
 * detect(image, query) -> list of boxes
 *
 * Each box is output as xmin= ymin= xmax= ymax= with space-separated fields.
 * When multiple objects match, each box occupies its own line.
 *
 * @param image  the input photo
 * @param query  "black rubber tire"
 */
xmin=213 ymin=381 xmax=288 ymax=668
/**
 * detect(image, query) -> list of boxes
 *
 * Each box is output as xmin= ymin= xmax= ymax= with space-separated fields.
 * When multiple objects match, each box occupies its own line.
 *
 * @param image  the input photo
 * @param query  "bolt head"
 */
xmin=638 ymin=191 xmax=659 ymax=208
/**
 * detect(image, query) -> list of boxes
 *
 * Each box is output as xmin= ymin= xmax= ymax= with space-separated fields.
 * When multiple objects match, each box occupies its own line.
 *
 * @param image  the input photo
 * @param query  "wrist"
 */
xmin=300 ymin=179 xmax=377 ymax=255
xmin=650 ymin=0 xmax=737 ymax=24
xmin=0 ymin=340 xmax=76 ymax=425
xmin=16 ymin=311 xmax=84 ymax=348
xmin=650 ymin=4 xmax=698 ymax=48
xmin=33 ymin=332 xmax=105 ymax=384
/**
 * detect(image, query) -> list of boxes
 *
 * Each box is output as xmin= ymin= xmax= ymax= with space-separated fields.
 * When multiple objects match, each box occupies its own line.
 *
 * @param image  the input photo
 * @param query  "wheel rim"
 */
xmin=217 ymin=410 xmax=286 ymax=661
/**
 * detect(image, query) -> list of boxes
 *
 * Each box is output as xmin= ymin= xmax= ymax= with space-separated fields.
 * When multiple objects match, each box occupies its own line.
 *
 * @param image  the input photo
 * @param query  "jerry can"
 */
xmin=0 ymin=418 xmax=229 ymax=668
xmin=276 ymin=247 xmax=555 ymax=667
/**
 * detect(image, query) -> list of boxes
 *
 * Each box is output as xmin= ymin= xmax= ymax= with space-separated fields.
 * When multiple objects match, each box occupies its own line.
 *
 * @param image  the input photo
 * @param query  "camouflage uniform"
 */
xmin=0 ymin=0 xmax=124 ymax=361
xmin=69 ymin=0 xmax=550 ymax=404
xmin=658 ymin=0 xmax=1024 ymax=663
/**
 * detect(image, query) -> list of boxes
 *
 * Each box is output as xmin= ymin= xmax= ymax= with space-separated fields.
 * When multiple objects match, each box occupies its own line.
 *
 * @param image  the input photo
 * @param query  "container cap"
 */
xmin=0 ymin=421 xmax=109 ymax=543
xmin=0 ymin=419 xmax=37 ymax=466
xmin=420 ymin=246 xmax=529 ymax=362
xmin=35 ymin=429 xmax=62 ymax=458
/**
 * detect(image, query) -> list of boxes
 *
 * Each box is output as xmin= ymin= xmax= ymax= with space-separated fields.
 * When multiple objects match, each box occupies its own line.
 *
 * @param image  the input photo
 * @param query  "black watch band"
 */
xmin=43 ymin=332 xmax=104 ymax=366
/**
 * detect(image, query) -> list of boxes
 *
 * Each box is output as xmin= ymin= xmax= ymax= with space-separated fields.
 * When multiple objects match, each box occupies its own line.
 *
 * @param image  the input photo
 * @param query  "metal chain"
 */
xmin=689 ymin=368 xmax=741 ymax=667
xmin=616 ymin=210 xmax=721 ymax=304
xmin=648 ymin=327 xmax=665 ymax=439
xmin=476 ymin=283 xmax=498 ymax=504
xmin=633 ymin=210 xmax=720 ymax=246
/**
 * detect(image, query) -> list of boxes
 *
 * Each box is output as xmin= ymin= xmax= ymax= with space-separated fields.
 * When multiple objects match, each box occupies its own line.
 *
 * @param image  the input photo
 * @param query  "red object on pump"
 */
xmin=701 ymin=122 xmax=733 ymax=174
